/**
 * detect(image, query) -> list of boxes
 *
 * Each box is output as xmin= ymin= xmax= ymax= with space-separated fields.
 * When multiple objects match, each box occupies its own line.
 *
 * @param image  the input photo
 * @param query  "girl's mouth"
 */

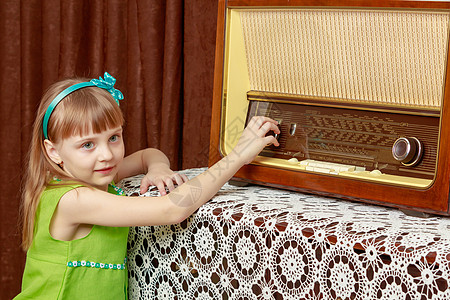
xmin=95 ymin=167 xmax=114 ymax=174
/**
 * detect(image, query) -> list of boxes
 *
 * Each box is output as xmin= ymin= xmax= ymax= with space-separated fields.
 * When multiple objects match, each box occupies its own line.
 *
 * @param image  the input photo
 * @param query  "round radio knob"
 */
xmin=267 ymin=123 xmax=281 ymax=140
xmin=392 ymin=137 xmax=423 ymax=166
xmin=274 ymin=131 xmax=280 ymax=140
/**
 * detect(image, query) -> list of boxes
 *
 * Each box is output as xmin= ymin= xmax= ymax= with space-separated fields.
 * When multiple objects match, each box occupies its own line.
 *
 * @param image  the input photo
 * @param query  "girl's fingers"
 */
xmin=173 ymin=173 xmax=185 ymax=186
xmin=264 ymin=135 xmax=279 ymax=147
xmin=260 ymin=121 xmax=280 ymax=135
xmin=140 ymin=177 xmax=152 ymax=194
xmin=140 ymin=173 xmax=189 ymax=196
xmin=164 ymin=177 xmax=175 ymax=192
xmin=248 ymin=116 xmax=274 ymax=128
xmin=180 ymin=173 xmax=189 ymax=183
xmin=248 ymin=116 xmax=279 ymax=134
xmin=154 ymin=180 xmax=167 ymax=196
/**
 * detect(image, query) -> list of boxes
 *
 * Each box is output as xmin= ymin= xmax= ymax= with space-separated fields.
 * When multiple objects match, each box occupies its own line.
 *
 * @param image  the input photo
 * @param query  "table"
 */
xmin=119 ymin=168 xmax=450 ymax=299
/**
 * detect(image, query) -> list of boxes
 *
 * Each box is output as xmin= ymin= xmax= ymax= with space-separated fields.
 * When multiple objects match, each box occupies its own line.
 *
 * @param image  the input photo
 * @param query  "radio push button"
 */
xmin=288 ymin=157 xmax=299 ymax=164
xmin=299 ymin=159 xmax=365 ymax=174
xmin=369 ymin=169 xmax=382 ymax=176
xmin=392 ymin=137 xmax=423 ymax=166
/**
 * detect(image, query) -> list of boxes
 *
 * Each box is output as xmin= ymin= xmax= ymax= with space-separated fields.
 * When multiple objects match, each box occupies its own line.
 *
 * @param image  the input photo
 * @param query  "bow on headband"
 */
xmin=90 ymin=72 xmax=124 ymax=105
xmin=43 ymin=72 xmax=124 ymax=139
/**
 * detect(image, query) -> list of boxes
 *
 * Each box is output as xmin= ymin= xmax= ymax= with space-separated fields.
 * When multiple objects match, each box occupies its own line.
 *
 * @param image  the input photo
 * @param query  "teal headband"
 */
xmin=42 ymin=72 xmax=123 ymax=139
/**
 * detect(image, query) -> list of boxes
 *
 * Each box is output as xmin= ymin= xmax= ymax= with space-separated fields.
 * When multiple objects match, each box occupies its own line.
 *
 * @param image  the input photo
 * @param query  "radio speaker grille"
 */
xmin=240 ymin=10 xmax=450 ymax=108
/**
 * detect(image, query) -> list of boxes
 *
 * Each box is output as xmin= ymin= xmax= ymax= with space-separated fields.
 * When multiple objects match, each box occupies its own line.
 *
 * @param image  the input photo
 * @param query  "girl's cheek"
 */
xmin=116 ymin=147 xmax=125 ymax=160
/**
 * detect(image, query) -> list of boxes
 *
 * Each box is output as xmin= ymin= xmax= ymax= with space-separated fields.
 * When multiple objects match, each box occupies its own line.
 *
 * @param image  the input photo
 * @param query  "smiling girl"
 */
xmin=15 ymin=72 xmax=279 ymax=299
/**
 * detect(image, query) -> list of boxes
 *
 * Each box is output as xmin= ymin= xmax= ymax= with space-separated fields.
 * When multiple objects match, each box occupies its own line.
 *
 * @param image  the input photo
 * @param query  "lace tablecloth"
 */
xmin=119 ymin=168 xmax=450 ymax=299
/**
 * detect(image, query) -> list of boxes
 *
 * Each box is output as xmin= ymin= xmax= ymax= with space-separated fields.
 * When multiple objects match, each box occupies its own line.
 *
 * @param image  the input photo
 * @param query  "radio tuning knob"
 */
xmin=274 ymin=124 xmax=281 ymax=140
xmin=273 ymin=119 xmax=282 ymax=140
xmin=266 ymin=122 xmax=281 ymax=140
xmin=392 ymin=137 xmax=423 ymax=166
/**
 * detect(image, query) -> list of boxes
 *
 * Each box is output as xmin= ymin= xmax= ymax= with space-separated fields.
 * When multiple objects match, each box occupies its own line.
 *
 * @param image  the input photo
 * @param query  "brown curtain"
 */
xmin=0 ymin=0 xmax=217 ymax=297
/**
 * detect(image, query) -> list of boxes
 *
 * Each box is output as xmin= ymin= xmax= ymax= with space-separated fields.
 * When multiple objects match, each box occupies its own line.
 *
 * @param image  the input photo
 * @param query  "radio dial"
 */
xmin=273 ymin=120 xmax=282 ymax=140
xmin=392 ymin=137 xmax=423 ymax=166
xmin=266 ymin=122 xmax=281 ymax=141
xmin=274 ymin=126 xmax=281 ymax=140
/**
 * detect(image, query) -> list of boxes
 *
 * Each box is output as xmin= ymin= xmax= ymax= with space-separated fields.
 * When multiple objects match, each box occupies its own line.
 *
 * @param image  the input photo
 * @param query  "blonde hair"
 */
xmin=21 ymin=78 xmax=124 ymax=250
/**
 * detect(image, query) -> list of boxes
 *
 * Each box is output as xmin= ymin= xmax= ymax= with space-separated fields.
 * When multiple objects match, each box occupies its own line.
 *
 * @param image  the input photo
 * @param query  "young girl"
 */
xmin=15 ymin=72 xmax=279 ymax=299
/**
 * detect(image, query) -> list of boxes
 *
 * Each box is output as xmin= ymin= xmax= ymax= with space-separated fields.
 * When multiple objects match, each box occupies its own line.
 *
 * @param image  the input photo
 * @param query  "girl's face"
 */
xmin=45 ymin=127 xmax=125 ymax=191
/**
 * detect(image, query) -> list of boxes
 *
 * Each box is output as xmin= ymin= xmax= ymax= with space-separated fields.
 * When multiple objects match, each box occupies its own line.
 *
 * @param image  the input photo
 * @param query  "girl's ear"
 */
xmin=44 ymin=139 xmax=62 ymax=165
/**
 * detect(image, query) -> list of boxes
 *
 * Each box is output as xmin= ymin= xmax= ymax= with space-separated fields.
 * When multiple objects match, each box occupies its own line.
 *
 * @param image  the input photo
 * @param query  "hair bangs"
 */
xmin=48 ymin=86 xmax=124 ymax=141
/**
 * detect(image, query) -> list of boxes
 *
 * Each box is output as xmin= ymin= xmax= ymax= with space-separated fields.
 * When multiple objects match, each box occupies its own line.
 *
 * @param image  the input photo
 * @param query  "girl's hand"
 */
xmin=232 ymin=116 xmax=280 ymax=165
xmin=140 ymin=164 xmax=189 ymax=195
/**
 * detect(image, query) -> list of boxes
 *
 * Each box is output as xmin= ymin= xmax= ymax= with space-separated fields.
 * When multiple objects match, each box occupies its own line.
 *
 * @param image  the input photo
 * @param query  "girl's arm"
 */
xmin=115 ymin=148 xmax=188 ymax=195
xmin=57 ymin=117 xmax=279 ymax=227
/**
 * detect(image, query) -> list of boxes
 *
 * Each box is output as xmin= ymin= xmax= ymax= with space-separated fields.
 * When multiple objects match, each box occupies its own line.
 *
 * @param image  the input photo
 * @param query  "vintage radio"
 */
xmin=209 ymin=0 xmax=450 ymax=216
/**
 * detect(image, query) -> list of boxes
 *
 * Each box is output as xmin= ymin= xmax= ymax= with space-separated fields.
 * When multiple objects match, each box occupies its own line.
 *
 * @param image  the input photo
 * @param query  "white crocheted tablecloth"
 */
xmin=119 ymin=168 xmax=450 ymax=300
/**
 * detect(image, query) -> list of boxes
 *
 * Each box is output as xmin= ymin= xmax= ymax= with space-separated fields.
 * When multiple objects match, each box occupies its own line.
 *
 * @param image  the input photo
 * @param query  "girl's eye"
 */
xmin=109 ymin=135 xmax=119 ymax=142
xmin=82 ymin=142 xmax=94 ymax=150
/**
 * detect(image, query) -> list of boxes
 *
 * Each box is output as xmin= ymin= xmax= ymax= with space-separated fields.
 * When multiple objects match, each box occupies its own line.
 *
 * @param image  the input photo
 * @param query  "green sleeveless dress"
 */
xmin=15 ymin=182 xmax=129 ymax=299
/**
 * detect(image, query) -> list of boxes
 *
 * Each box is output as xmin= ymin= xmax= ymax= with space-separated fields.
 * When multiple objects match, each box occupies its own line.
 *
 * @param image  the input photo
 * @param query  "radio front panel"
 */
xmin=210 ymin=0 xmax=450 ymax=215
xmin=246 ymin=94 xmax=439 ymax=187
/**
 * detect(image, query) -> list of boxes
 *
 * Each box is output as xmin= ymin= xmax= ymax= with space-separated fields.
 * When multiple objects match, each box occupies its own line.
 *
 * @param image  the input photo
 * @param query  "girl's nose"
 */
xmin=99 ymin=145 xmax=113 ymax=161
